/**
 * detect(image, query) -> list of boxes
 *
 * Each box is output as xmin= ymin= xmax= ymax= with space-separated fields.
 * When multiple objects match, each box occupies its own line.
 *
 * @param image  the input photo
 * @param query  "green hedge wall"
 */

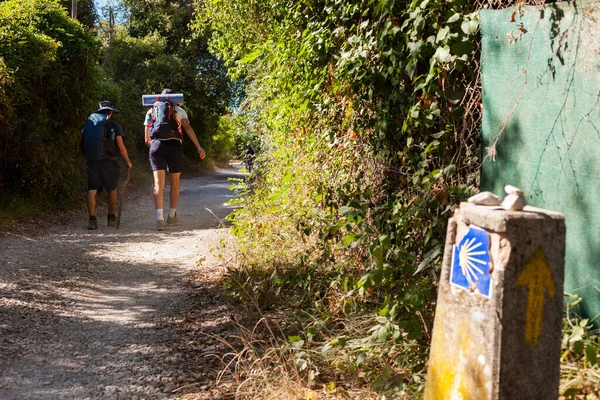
xmin=0 ymin=0 xmax=99 ymax=203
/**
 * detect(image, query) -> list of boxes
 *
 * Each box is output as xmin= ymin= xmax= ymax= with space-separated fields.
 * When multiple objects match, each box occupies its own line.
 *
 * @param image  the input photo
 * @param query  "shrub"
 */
xmin=0 ymin=0 xmax=99 ymax=203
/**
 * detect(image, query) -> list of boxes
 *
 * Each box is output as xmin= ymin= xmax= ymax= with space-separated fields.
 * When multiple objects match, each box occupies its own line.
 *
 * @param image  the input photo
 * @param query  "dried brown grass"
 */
xmin=205 ymin=315 xmax=383 ymax=400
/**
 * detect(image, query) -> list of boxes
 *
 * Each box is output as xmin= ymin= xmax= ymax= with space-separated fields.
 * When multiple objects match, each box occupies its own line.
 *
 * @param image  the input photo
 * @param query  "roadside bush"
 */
xmin=0 ymin=0 xmax=98 ymax=203
xmin=199 ymin=0 xmax=481 ymax=395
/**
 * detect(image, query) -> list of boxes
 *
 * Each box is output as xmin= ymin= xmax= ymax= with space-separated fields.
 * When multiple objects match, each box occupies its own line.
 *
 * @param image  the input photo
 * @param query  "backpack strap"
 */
xmin=172 ymin=104 xmax=183 ymax=137
xmin=165 ymin=101 xmax=182 ymax=136
xmin=103 ymin=116 xmax=110 ymax=141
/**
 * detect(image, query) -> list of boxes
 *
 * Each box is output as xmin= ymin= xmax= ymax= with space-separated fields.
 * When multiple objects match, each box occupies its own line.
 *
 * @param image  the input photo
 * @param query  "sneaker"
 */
xmin=157 ymin=219 xmax=166 ymax=231
xmin=107 ymin=214 xmax=117 ymax=227
xmin=167 ymin=213 xmax=178 ymax=226
xmin=88 ymin=216 xmax=98 ymax=230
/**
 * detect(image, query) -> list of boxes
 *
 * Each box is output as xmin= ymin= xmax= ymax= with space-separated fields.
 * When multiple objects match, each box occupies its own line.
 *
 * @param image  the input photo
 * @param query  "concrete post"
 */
xmin=424 ymin=202 xmax=565 ymax=400
xmin=71 ymin=0 xmax=77 ymax=19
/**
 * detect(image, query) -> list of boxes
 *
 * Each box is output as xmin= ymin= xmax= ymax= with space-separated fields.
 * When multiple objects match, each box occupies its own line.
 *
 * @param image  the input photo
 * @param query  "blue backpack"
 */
xmin=148 ymin=101 xmax=182 ymax=140
xmin=81 ymin=113 xmax=116 ymax=161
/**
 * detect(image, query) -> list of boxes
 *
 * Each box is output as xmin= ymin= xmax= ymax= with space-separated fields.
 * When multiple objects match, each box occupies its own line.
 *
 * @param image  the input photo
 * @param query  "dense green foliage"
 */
xmin=99 ymin=0 xmax=236 ymax=164
xmin=0 ymin=0 xmax=98 ymax=202
xmin=0 ymin=0 xmax=237 ymax=210
xmin=198 ymin=0 xmax=481 ymax=394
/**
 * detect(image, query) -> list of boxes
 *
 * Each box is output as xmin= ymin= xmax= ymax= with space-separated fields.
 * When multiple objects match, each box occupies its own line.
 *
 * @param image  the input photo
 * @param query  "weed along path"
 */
xmin=0 ymin=165 xmax=244 ymax=400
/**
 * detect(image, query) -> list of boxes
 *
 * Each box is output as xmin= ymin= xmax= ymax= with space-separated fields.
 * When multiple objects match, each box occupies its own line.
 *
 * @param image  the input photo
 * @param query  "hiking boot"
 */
xmin=107 ymin=214 xmax=117 ymax=227
xmin=88 ymin=216 xmax=98 ymax=230
xmin=157 ymin=219 xmax=166 ymax=231
xmin=167 ymin=213 xmax=178 ymax=226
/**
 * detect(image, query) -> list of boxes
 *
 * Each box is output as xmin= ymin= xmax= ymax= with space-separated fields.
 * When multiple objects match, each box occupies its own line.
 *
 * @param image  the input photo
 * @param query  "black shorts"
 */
xmin=149 ymin=139 xmax=184 ymax=173
xmin=86 ymin=159 xmax=120 ymax=192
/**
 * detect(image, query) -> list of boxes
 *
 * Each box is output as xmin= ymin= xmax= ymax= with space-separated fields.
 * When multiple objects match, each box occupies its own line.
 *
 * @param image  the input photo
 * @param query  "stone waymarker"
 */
xmin=424 ymin=202 xmax=565 ymax=400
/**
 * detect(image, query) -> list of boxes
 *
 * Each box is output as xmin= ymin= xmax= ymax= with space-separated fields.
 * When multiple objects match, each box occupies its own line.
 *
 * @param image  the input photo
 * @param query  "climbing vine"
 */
xmin=196 ymin=0 xmax=485 ymax=395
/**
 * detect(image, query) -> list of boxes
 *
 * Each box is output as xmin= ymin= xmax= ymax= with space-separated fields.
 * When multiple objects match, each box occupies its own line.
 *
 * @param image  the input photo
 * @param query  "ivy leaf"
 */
xmin=338 ymin=206 xmax=353 ymax=215
xmin=406 ymin=60 xmax=417 ymax=79
xmin=444 ymin=164 xmax=457 ymax=177
xmin=436 ymin=26 xmax=450 ymax=43
xmin=434 ymin=46 xmax=452 ymax=63
xmin=357 ymin=352 xmax=367 ymax=364
xmin=461 ymin=19 xmax=479 ymax=35
xmin=587 ymin=343 xmax=598 ymax=366
xmin=423 ymin=140 xmax=440 ymax=154
xmin=377 ymin=325 xmax=389 ymax=342
xmin=451 ymin=39 xmax=475 ymax=57
xmin=372 ymin=244 xmax=384 ymax=269
xmin=241 ymin=49 xmax=261 ymax=64
xmin=338 ymin=233 xmax=362 ymax=248
xmin=357 ymin=273 xmax=374 ymax=290
xmin=288 ymin=336 xmax=304 ymax=348
xmin=414 ymin=244 xmax=441 ymax=275
xmin=447 ymin=13 xmax=461 ymax=23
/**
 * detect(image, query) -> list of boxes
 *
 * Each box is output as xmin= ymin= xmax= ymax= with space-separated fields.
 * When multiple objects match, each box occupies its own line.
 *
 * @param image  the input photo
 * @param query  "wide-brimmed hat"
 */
xmin=95 ymin=100 xmax=120 ymax=113
xmin=161 ymin=88 xmax=174 ymax=95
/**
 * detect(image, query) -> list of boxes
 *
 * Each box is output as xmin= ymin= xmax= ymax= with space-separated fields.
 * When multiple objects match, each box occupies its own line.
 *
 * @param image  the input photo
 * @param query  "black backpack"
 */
xmin=81 ymin=113 xmax=117 ymax=161
xmin=148 ymin=101 xmax=182 ymax=140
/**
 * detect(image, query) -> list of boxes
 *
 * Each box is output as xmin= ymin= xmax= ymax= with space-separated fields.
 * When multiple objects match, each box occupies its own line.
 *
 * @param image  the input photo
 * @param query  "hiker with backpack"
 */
xmin=81 ymin=101 xmax=133 ymax=230
xmin=144 ymin=89 xmax=206 ymax=231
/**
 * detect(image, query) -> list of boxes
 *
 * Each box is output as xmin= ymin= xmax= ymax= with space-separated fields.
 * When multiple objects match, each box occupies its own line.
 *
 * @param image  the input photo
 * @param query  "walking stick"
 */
xmin=116 ymin=166 xmax=131 ymax=229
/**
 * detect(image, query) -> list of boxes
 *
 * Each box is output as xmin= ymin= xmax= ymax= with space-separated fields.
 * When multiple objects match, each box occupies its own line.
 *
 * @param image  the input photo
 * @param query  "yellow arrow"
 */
xmin=516 ymin=247 xmax=556 ymax=345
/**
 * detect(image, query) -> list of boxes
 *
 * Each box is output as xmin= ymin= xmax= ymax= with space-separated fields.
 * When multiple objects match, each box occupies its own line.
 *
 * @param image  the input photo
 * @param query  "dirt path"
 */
xmin=0 ymin=164 xmax=244 ymax=400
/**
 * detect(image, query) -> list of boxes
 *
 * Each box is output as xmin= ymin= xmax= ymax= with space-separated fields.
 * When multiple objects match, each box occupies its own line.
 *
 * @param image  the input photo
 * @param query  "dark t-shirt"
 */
xmin=104 ymin=120 xmax=124 ymax=160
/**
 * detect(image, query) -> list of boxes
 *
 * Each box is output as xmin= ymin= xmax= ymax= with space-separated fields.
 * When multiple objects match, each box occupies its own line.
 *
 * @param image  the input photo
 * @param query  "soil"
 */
xmin=0 ymin=164 xmax=245 ymax=400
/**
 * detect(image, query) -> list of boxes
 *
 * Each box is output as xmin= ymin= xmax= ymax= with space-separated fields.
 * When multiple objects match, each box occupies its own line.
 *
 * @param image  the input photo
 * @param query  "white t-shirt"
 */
xmin=144 ymin=105 xmax=188 ymax=125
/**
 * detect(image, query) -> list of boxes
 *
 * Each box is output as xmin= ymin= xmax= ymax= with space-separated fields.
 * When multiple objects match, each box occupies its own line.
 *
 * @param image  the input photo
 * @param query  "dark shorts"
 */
xmin=86 ymin=159 xmax=120 ymax=192
xmin=149 ymin=139 xmax=184 ymax=173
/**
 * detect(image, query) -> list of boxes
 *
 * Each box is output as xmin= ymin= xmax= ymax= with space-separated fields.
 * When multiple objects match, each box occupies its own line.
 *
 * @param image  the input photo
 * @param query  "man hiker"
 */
xmin=81 ymin=101 xmax=133 ymax=230
xmin=144 ymin=88 xmax=206 ymax=231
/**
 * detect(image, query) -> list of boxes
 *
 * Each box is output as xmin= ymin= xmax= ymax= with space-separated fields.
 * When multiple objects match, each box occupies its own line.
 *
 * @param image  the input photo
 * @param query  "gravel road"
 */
xmin=0 ymin=164 xmax=245 ymax=400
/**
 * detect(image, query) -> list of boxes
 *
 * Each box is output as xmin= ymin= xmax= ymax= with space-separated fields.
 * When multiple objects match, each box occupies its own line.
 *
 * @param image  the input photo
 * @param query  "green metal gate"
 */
xmin=480 ymin=1 xmax=600 ymax=322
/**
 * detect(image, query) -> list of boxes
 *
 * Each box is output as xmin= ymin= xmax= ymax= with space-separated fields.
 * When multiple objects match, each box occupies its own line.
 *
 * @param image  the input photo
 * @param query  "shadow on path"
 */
xmin=0 ymin=165 xmax=244 ymax=399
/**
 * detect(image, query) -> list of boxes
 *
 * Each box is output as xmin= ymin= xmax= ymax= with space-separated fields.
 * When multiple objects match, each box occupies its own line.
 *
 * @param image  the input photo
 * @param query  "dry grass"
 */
xmin=560 ymin=361 xmax=600 ymax=399
xmin=205 ymin=315 xmax=377 ymax=400
xmin=194 ymin=291 xmax=428 ymax=400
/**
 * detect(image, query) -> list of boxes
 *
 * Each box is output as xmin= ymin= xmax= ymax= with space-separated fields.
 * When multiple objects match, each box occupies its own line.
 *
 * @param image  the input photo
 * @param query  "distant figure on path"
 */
xmin=242 ymin=144 xmax=255 ymax=174
xmin=144 ymin=88 xmax=206 ymax=231
xmin=81 ymin=101 xmax=133 ymax=230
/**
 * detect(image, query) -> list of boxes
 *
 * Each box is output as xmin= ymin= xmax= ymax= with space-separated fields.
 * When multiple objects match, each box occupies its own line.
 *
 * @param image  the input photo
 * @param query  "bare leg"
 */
xmin=153 ymin=170 xmax=166 ymax=210
xmin=108 ymin=189 xmax=117 ymax=215
xmin=87 ymin=190 xmax=97 ymax=217
xmin=169 ymin=172 xmax=181 ymax=209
